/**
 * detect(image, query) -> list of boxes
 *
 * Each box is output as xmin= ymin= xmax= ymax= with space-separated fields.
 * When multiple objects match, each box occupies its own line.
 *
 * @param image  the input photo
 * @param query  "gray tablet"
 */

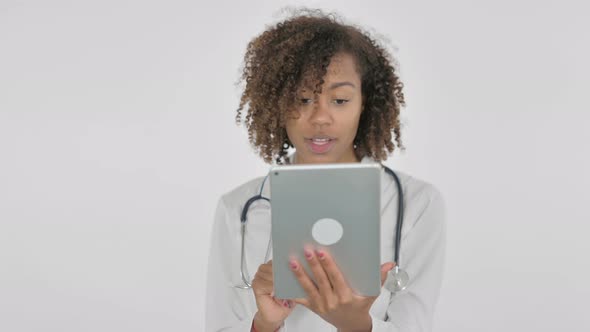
xmin=269 ymin=162 xmax=382 ymax=299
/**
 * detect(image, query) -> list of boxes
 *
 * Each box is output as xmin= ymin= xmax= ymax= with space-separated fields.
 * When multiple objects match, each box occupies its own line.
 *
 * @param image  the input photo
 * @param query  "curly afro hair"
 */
xmin=235 ymin=8 xmax=406 ymax=164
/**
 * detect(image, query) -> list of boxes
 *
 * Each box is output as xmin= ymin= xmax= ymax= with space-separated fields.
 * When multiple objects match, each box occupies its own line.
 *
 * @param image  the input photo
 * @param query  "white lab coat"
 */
xmin=205 ymin=154 xmax=446 ymax=331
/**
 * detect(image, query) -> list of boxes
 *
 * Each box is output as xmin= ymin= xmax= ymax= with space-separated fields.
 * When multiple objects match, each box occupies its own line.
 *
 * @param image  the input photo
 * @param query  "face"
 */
xmin=285 ymin=52 xmax=363 ymax=164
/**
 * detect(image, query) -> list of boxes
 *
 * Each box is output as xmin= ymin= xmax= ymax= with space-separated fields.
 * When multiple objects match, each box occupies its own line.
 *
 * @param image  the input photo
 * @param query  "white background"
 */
xmin=1 ymin=0 xmax=589 ymax=331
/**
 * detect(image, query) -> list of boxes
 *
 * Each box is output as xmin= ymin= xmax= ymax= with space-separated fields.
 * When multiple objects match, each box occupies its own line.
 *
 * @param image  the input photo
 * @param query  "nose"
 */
xmin=309 ymin=99 xmax=332 ymax=127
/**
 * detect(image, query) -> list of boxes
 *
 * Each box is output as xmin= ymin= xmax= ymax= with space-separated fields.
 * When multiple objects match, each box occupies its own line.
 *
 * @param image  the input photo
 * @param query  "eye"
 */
xmin=300 ymin=98 xmax=313 ymax=105
xmin=333 ymin=99 xmax=350 ymax=105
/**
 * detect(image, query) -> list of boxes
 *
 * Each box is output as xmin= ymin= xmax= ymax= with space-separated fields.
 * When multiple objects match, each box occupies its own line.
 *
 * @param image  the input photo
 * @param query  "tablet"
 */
xmin=269 ymin=162 xmax=382 ymax=299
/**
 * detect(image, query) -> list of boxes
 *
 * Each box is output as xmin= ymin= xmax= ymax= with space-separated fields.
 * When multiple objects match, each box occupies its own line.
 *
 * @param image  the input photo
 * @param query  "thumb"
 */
xmin=380 ymin=262 xmax=396 ymax=286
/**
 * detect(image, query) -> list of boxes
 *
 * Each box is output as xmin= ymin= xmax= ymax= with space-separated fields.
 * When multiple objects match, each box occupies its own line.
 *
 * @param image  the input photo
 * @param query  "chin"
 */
xmin=297 ymin=152 xmax=339 ymax=164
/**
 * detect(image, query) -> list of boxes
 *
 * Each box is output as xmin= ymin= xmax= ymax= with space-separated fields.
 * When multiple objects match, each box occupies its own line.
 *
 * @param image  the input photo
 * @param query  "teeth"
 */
xmin=311 ymin=138 xmax=331 ymax=145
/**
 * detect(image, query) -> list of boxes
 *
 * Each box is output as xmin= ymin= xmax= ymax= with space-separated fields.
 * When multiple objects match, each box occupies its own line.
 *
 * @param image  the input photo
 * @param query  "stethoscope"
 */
xmin=233 ymin=164 xmax=409 ymax=294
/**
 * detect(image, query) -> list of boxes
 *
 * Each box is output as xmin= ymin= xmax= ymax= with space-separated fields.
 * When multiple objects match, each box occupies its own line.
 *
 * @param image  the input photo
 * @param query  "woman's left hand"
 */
xmin=290 ymin=247 xmax=395 ymax=332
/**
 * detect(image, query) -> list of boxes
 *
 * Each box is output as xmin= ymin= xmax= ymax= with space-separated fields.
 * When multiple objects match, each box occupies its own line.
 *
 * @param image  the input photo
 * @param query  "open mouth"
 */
xmin=305 ymin=136 xmax=336 ymax=154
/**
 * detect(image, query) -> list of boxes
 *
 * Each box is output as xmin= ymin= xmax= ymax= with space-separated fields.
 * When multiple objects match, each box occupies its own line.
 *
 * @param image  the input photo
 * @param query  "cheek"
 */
xmin=345 ymin=110 xmax=363 ymax=133
xmin=285 ymin=117 xmax=304 ymax=135
xmin=284 ymin=121 xmax=300 ymax=143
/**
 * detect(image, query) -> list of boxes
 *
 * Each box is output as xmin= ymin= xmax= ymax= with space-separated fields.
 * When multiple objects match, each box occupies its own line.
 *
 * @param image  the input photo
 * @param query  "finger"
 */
xmin=255 ymin=262 xmax=274 ymax=282
xmin=255 ymin=270 xmax=273 ymax=282
xmin=315 ymin=249 xmax=351 ymax=299
xmin=273 ymin=298 xmax=296 ymax=309
xmin=254 ymin=265 xmax=273 ymax=281
xmin=292 ymin=297 xmax=310 ymax=308
xmin=289 ymin=258 xmax=321 ymax=303
xmin=304 ymin=247 xmax=334 ymax=297
xmin=380 ymin=262 xmax=396 ymax=286
xmin=273 ymin=298 xmax=297 ymax=309
xmin=251 ymin=277 xmax=274 ymax=295
xmin=259 ymin=263 xmax=273 ymax=274
xmin=286 ymin=300 xmax=296 ymax=309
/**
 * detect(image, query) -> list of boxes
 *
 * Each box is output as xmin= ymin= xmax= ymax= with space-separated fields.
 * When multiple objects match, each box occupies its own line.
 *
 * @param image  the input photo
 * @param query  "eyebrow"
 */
xmin=328 ymin=81 xmax=356 ymax=90
xmin=300 ymin=81 xmax=356 ymax=92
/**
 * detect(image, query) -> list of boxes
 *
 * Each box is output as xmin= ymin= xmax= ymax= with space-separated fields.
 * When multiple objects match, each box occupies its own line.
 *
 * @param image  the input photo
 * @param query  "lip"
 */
xmin=305 ymin=135 xmax=335 ymax=140
xmin=305 ymin=137 xmax=336 ymax=154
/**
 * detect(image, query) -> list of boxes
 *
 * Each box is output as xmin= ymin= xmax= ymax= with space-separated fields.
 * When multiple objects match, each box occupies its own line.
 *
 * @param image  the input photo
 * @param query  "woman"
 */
xmin=206 ymin=9 xmax=446 ymax=332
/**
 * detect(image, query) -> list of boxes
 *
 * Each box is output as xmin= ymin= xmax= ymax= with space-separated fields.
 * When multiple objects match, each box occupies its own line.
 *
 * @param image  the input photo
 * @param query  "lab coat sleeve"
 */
xmin=205 ymin=196 xmax=256 ymax=331
xmin=371 ymin=186 xmax=447 ymax=332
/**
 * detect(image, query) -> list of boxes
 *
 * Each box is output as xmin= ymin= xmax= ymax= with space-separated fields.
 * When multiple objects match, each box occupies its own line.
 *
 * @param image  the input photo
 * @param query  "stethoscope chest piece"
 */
xmin=384 ymin=266 xmax=409 ymax=293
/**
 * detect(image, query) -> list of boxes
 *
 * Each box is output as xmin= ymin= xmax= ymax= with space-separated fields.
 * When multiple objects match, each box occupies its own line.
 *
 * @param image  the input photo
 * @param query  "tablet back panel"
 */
xmin=270 ymin=163 xmax=381 ymax=299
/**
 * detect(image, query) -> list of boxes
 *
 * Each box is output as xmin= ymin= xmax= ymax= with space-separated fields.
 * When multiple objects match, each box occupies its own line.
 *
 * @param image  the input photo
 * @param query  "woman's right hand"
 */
xmin=251 ymin=260 xmax=296 ymax=331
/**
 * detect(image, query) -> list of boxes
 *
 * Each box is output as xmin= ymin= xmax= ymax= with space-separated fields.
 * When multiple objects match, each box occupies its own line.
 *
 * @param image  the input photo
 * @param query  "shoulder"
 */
xmin=217 ymin=175 xmax=268 ymax=211
xmin=386 ymin=169 xmax=445 ymax=231
xmin=396 ymin=170 xmax=444 ymax=206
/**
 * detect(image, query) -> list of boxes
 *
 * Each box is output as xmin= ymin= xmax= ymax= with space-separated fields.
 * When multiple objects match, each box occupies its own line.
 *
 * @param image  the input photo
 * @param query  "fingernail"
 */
xmin=304 ymin=249 xmax=313 ymax=259
xmin=290 ymin=260 xmax=298 ymax=270
xmin=316 ymin=250 xmax=325 ymax=260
